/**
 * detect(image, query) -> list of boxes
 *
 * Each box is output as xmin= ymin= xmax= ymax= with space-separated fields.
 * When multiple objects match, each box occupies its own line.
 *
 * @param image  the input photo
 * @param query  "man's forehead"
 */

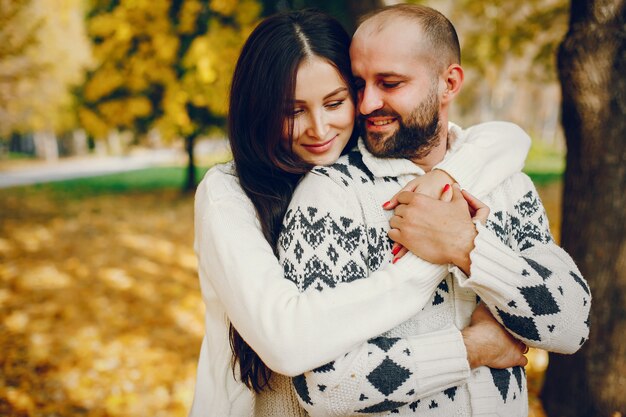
xmin=351 ymin=17 xmax=426 ymax=73
xmin=350 ymin=16 xmax=423 ymax=54
xmin=354 ymin=14 xmax=422 ymax=42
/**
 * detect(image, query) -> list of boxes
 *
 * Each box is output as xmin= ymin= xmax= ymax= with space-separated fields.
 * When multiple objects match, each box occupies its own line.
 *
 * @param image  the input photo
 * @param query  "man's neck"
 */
xmin=409 ymin=127 xmax=449 ymax=172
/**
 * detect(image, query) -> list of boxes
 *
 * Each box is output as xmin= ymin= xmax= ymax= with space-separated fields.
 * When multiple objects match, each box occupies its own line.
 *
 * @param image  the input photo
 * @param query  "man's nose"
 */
xmin=358 ymin=85 xmax=383 ymax=116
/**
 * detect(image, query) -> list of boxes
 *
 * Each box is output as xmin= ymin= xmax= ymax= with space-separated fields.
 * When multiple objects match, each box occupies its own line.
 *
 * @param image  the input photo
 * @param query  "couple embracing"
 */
xmin=190 ymin=4 xmax=590 ymax=417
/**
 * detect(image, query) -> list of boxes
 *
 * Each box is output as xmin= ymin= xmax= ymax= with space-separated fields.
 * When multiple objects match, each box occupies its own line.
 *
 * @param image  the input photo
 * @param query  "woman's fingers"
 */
xmin=383 ymin=183 xmax=420 ymax=210
xmin=461 ymin=188 xmax=490 ymax=224
xmin=440 ymin=183 xmax=453 ymax=202
xmin=392 ymin=247 xmax=409 ymax=264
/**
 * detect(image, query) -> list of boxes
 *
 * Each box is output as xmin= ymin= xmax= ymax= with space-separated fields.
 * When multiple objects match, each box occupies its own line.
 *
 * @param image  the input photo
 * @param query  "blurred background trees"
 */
xmin=79 ymin=0 xmax=260 ymax=190
xmin=0 ymin=0 xmax=91 ymax=159
xmin=1 ymin=0 xmax=572 ymax=191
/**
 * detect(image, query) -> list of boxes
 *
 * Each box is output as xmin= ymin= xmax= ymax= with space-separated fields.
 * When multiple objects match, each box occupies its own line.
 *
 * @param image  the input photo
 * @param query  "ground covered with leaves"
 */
xmin=0 ymin=181 xmax=560 ymax=416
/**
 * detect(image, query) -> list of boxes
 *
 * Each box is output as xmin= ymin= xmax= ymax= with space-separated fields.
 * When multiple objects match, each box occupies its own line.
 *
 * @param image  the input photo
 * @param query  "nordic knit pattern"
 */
xmin=277 ymin=139 xmax=590 ymax=416
xmin=189 ymin=121 xmax=531 ymax=417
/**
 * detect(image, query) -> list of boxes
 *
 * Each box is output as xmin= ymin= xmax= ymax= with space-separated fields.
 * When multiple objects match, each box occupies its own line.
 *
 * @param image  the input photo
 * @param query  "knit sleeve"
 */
xmin=452 ymin=173 xmax=591 ymax=354
xmin=290 ymin=327 xmax=470 ymax=416
xmin=195 ymin=167 xmax=448 ymax=377
xmin=279 ymin=172 xmax=471 ymax=415
xmin=434 ymin=121 xmax=531 ymax=198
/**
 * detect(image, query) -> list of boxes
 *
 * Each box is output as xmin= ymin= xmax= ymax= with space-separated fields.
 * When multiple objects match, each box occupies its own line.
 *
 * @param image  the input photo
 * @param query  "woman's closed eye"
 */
xmin=325 ymin=100 xmax=345 ymax=110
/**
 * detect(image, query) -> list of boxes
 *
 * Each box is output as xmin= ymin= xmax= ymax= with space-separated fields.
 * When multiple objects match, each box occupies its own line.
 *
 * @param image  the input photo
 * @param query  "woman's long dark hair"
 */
xmin=227 ymin=9 xmax=357 ymax=392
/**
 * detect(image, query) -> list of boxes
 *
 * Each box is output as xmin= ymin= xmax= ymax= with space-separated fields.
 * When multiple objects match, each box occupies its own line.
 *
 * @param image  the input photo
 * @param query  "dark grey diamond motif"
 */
xmin=357 ymin=399 xmax=407 ymax=414
xmin=490 ymin=368 xmax=511 ymax=402
xmin=496 ymin=307 xmax=541 ymax=341
xmin=367 ymin=357 xmax=411 ymax=396
xmin=522 ymin=257 xmax=552 ymax=280
xmin=519 ymin=284 xmax=561 ymax=315
xmin=369 ymin=337 xmax=400 ymax=352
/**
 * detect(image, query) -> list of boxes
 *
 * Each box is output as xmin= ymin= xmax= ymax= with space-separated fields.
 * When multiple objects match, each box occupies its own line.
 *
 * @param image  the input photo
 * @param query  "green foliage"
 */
xmin=21 ymin=166 xmax=211 ymax=199
xmin=525 ymin=138 xmax=565 ymax=173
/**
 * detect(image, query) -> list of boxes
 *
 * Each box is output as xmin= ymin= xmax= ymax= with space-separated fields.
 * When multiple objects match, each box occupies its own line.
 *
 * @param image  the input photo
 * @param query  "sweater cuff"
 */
xmin=467 ymin=367 xmax=502 ymax=416
xmin=455 ymin=222 xmax=526 ymax=292
xmin=406 ymin=326 xmax=470 ymax=397
xmin=433 ymin=145 xmax=482 ymax=191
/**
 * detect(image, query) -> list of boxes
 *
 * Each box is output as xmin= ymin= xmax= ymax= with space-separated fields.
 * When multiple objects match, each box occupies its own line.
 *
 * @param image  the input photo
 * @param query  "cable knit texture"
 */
xmin=276 ymin=133 xmax=590 ymax=416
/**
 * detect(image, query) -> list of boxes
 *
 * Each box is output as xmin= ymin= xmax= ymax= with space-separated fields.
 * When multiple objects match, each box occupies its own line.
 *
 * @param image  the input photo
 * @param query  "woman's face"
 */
xmin=284 ymin=57 xmax=355 ymax=166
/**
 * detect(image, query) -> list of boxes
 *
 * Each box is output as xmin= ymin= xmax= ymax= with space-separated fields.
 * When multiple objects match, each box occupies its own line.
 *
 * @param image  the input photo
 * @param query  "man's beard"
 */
xmin=360 ymin=87 xmax=442 ymax=160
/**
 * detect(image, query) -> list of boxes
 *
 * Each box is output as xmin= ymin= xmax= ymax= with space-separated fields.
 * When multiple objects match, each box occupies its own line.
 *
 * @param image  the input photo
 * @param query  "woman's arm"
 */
xmin=383 ymin=121 xmax=530 ymax=208
xmin=435 ymin=121 xmax=531 ymax=198
xmin=195 ymin=167 xmax=447 ymax=376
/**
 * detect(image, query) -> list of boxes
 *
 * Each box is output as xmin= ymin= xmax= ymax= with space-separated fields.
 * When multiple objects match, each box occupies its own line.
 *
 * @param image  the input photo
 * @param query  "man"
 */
xmin=277 ymin=4 xmax=590 ymax=416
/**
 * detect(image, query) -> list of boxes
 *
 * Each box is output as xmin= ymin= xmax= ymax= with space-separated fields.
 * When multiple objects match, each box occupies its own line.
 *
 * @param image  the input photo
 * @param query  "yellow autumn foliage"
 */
xmin=0 ymin=0 xmax=92 ymax=135
xmin=80 ymin=0 xmax=260 ymax=141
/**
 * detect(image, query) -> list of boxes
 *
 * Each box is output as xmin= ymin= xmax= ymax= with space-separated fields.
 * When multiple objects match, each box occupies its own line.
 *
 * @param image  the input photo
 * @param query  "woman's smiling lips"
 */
xmin=301 ymin=135 xmax=338 ymax=154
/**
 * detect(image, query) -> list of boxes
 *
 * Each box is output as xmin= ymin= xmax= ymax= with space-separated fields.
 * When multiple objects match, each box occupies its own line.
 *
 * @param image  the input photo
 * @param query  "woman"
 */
xmin=189 ymin=9 xmax=530 ymax=417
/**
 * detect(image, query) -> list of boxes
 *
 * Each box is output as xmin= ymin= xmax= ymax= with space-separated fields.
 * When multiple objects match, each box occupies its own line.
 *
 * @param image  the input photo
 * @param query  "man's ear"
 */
xmin=441 ymin=64 xmax=463 ymax=104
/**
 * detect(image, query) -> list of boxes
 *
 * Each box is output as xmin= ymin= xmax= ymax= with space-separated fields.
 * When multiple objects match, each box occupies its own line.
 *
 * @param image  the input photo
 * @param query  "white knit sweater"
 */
xmin=276 ymin=131 xmax=590 ymax=416
xmin=189 ymin=122 xmax=532 ymax=417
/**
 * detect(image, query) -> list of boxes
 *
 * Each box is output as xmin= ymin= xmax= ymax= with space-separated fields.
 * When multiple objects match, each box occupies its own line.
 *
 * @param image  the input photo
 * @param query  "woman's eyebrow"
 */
xmin=323 ymin=87 xmax=348 ymax=100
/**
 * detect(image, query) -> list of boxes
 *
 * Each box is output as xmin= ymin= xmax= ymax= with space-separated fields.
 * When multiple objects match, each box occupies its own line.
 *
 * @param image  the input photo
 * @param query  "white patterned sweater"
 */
xmin=277 ymin=131 xmax=591 ymax=416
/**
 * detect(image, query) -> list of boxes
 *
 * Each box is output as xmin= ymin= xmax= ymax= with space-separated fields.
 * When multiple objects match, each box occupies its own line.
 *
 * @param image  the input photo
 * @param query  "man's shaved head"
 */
xmin=356 ymin=4 xmax=461 ymax=73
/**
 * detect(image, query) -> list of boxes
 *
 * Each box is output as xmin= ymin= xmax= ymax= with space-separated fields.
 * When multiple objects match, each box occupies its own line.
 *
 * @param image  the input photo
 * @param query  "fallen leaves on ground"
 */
xmin=0 ymin=183 xmax=557 ymax=416
xmin=1 ymin=188 xmax=201 ymax=417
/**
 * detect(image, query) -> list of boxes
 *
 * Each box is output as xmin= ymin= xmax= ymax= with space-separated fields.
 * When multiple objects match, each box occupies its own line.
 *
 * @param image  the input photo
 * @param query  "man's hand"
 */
xmin=383 ymin=169 xmax=455 ymax=209
xmin=388 ymin=184 xmax=479 ymax=273
xmin=462 ymin=304 xmax=528 ymax=369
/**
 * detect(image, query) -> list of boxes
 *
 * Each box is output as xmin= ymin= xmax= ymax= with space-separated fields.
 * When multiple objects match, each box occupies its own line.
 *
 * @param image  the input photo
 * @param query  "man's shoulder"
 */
xmin=492 ymin=172 xmax=537 ymax=197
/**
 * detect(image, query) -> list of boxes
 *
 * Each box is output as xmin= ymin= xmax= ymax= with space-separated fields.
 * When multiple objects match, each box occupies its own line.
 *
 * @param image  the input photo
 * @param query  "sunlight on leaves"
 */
xmin=20 ymin=264 xmax=72 ymax=290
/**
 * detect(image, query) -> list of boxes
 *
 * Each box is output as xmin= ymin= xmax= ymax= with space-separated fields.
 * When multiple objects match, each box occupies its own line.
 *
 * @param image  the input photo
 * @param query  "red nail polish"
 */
xmin=393 ymin=257 xmax=399 ymax=264
xmin=443 ymin=184 xmax=451 ymax=193
xmin=382 ymin=201 xmax=391 ymax=208
xmin=392 ymin=245 xmax=401 ymax=256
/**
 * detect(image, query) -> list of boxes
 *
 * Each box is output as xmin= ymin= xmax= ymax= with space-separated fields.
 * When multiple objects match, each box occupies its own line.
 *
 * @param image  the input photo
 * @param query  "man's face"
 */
xmin=350 ymin=20 xmax=443 ymax=159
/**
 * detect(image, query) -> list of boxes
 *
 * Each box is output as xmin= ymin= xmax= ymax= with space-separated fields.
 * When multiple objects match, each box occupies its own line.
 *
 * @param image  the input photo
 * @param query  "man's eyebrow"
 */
xmin=376 ymin=72 xmax=406 ymax=78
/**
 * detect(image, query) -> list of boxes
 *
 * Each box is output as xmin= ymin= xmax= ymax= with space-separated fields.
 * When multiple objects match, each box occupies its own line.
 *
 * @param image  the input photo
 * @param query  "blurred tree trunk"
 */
xmin=541 ymin=1 xmax=626 ymax=416
xmin=344 ymin=0 xmax=383 ymax=33
xmin=185 ymin=133 xmax=197 ymax=193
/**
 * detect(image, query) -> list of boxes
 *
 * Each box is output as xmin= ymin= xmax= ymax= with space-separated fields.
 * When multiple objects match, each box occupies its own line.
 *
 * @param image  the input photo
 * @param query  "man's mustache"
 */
xmin=358 ymin=109 xmax=400 ymax=120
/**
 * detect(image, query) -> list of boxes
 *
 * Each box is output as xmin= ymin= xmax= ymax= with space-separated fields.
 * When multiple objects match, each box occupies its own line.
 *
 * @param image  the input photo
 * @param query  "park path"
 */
xmin=0 ymin=149 xmax=184 ymax=189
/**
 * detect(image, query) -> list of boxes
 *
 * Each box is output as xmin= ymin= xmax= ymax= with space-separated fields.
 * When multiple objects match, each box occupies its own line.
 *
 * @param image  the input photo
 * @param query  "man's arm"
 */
xmin=457 ymin=174 xmax=590 ymax=353
xmin=390 ymin=175 xmax=591 ymax=354
xmin=435 ymin=121 xmax=531 ymax=198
